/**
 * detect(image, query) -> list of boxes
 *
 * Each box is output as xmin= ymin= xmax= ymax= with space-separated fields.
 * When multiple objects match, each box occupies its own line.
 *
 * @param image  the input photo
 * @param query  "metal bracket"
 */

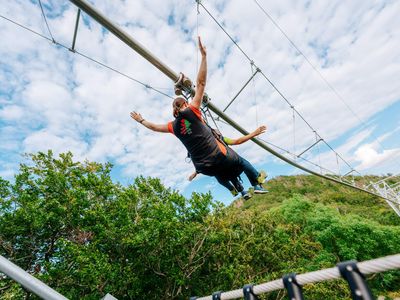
xmin=337 ymin=260 xmax=374 ymax=300
xmin=343 ymin=169 xmax=355 ymax=177
xmin=243 ymin=284 xmax=258 ymax=300
xmin=222 ymin=69 xmax=260 ymax=112
xmin=283 ymin=273 xmax=304 ymax=300
xmin=212 ymin=291 xmax=222 ymax=300
xmin=297 ymin=138 xmax=323 ymax=158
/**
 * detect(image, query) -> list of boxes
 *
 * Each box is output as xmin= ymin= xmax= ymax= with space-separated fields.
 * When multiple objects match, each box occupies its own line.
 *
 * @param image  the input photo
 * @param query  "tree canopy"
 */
xmin=1 ymin=151 xmax=399 ymax=299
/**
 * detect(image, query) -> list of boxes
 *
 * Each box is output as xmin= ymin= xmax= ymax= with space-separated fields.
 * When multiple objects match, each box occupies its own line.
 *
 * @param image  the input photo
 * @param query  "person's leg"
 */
xmin=238 ymin=156 xmax=269 ymax=193
xmin=215 ymin=174 xmax=237 ymax=195
xmin=230 ymin=176 xmax=252 ymax=200
xmin=238 ymin=156 xmax=260 ymax=186
xmin=230 ymin=176 xmax=244 ymax=193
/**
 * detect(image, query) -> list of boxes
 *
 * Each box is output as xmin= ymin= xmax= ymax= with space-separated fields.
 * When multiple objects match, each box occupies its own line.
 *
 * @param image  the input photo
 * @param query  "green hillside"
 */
xmin=243 ymin=174 xmax=400 ymax=226
xmin=0 ymin=151 xmax=399 ymax=299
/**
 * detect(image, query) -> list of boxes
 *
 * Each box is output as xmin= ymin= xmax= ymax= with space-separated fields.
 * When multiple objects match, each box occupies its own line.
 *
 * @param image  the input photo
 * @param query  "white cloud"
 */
xmin=0 ymin=105 xmax=24 ymax=121
xmin=355 ymin=144 xmax=400 ymax=174
xmin=0 ymin=0 xmax=399 ymax=196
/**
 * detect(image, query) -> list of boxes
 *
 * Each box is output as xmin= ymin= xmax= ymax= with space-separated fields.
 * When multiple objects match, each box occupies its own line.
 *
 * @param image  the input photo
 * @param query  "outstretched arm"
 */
xmin=188 ymin=170 xmax=198 ymax=181
xmin=190 ymin=36 xmax=207 ymax=110
xmin=130 ymin=111 xmax=169 ymax=133
xmin=225 ymin=125 xmax=267 ymax=145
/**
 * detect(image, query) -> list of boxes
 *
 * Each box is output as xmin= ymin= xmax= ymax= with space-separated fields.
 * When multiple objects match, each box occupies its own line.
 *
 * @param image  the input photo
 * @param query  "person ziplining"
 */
xmin=131 ymin=36 xmax=268 ymax=200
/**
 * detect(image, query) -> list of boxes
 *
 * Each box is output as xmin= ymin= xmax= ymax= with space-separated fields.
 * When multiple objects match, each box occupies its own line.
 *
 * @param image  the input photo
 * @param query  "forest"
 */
xmin=0 ymin=151 xmax=399 ymax=299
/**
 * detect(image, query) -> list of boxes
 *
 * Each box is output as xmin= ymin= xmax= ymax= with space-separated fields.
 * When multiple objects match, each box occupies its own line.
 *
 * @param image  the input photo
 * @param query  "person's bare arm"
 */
xmin=226 ymin=125 xmax=267 ymax=145
xmin=190 ymin=36 xmax=207 ymax=110
xmin=130 ymin=111 xmax=169 ymax=133
xmin=188 ymin=171 xmax=198 ymax=181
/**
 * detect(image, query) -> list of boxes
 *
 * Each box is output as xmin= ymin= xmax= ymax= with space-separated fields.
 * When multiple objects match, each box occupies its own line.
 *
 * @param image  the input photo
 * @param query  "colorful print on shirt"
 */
xmin=180 ymin=119 xmax=192 ymax=135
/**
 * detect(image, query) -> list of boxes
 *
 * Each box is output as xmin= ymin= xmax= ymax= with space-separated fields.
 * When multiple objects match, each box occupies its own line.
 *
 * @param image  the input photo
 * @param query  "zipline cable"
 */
xmin=250 ymin=62 xmax=259 ymax=127
xmin=63 ymin=0 xmax=400 ymax=211
xmin=216 ymin=115 xmax=363 ymax=181
xmin=196 ymin=1 xmax=252 ymax=63
xmin=252 ymin=0 xmax=400 ymax=170
xmin=292 ymin=106 xmax=296 ymax=161
xmin=0 ymin=14 xmax=173 ymax=99
xmin=214 ymin=115 xmax=361 ymax=179
xmin=197 ymin=2 xmax=361 ymax=178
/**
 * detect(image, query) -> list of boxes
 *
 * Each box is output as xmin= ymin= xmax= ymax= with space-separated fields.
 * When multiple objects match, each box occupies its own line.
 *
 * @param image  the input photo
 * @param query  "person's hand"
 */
xmin=253 ymin=125 xmax=267 ymax=136
xmin=198 ymin=36 xmax=206 ymax=57
xmin=130 ymin=111 xmax=144 ymax=123
xmin=188 ymin=172 xmax=198 ymax=181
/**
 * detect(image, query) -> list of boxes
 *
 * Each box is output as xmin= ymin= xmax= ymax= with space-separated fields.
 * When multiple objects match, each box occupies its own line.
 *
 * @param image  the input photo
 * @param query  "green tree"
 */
xmin=1 ymin=152 xmax=399 ymax=299
xmin=0 ymin=151 xmax=221 ymax=299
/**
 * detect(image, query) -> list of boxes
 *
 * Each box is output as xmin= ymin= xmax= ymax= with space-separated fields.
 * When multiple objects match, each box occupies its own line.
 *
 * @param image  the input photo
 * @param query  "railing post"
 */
xmin=338 ymin=261 xmax=374 ymax=300
xmin=283 ymin=273 xmax=304 ymax=300
xmin=243 ymin=284 xmax=258 ymax=300
xmin=0 ymin=255 xmax=68 ymax=300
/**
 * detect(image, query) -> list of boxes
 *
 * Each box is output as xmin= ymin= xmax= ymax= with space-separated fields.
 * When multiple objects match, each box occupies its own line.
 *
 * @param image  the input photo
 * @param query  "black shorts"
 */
xmin=195 ymin=147 xmax=242 ymax=178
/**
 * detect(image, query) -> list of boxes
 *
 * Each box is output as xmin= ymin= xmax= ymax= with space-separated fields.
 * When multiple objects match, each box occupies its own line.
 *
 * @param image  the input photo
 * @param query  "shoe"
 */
xmin=257 ymin=170 xmax=267 ymax=185
xmin=230 ymin=189 xmax=239 ymax=197
xmin=241 ymin=190 xmax=252 ymax=200
xmin=253 ymin=185 xmax=269 ymax=194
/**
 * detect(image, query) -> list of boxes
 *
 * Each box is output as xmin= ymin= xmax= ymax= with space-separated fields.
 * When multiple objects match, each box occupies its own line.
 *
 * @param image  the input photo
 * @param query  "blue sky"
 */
xmin=1 ymin=0 xmax=399 ymax=205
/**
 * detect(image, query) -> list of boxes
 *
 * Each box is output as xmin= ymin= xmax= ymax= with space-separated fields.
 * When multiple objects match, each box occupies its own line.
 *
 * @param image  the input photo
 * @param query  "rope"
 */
xmin=196 ymin=253 xmax=400 ymax=300
xmin=292 ymin=106 xmax=296 ymax=161
xmin=336 ymin=153 xmax=341 ymax=175
xmin=203 ymin=107 xmax=221 ymax=133
xmin=0 ymin=14 xmax=173 ymax=99
xmin=197 ymin=2 xmax=252 ymax=63
xmin=315 ymin=132 xmax=323 ymax=174
xmin=196 ymin=1 xmax=200 ymax=76
xmin=37 ymin=0 xmax=55 ymax=42
xmin=250 ymin=62 xmax=259 ymax=127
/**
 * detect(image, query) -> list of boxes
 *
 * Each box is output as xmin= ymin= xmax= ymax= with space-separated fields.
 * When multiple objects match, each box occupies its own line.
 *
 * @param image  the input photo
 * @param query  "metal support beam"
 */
xmin=0 ymin=255 xmax=68 ymax=300
xmin=68 ymin=0 xmax=389 ymax=201
xmin=297 ymin=138 xmax=322 ymax=158
xmin=343 ymin=169 xmax=355 ymax=177
xmin=223 ymin=69 xmax=260 ymax=112
xmin=371 ymin=182 xmax=400 ymax=217
xmin=391 ymin=182 xmax=400 ymax=189
xmin=69 ymin=0 xmax=178 ymax=82
xmin=283 ymin=273 xmax=304 ymax=300
xmin=338 ymin=261 xmax=374 ymax=300
xmin=70 ymin=8 xmax=81 ymax=52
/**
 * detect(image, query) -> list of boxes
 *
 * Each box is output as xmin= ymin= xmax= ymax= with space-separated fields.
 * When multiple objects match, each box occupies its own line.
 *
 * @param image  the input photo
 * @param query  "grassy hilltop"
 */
xmin=0 ymin=151 xmax=399 ymax=299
